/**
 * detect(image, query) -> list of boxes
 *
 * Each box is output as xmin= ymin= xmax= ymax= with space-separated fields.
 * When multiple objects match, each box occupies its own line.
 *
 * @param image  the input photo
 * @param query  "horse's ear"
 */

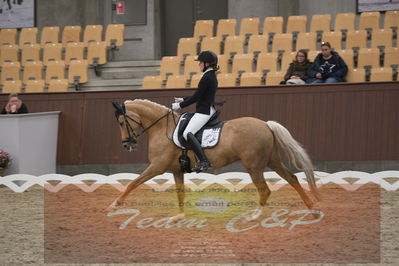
xmin=112 ymin=102 xmax=124 ymax=117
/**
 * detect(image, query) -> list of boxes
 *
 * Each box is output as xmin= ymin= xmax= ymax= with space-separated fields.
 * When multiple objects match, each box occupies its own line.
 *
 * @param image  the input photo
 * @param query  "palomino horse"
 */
xmin=109 ymin=99 xmax=320 ymax=219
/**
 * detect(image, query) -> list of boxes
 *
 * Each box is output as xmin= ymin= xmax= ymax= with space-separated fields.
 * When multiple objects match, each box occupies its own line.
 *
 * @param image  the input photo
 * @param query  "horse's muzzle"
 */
xmin=122 ymin=138 xmax=137 ymax=152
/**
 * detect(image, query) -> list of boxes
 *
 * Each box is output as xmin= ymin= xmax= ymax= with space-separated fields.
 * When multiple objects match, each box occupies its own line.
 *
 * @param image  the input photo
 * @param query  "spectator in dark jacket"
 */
xmin=1 ymin=93 xmax=28 ymax=114
xmin=281 ymin=49 xmax=312 ymax=85
xmin=307 ymin=42 xmax=348 ymax=84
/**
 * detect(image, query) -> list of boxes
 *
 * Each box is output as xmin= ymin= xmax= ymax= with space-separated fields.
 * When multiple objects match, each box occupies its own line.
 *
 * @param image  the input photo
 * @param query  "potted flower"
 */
xmin=0 ymin=149 xmax=12 ymax=176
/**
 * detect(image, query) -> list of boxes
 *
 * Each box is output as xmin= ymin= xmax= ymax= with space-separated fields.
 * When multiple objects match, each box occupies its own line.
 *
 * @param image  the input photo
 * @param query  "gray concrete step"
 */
xmin=101 ymin=67 xmax=160 ymax=80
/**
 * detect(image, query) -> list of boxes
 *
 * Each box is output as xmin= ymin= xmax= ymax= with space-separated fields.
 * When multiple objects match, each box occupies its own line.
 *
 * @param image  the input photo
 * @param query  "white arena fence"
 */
xmin=0 ymin=171 xmax=398 ymax=193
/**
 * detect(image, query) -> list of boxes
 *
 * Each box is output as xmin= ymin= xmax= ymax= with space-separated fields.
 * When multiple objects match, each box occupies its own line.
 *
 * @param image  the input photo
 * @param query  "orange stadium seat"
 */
xmin=346 ymin=30 xmax=367 ymax=50
xmin=48 ymin=79 xmax=69 ymax=92
xmin=216 ymin=19 xmax=237 ymax=37
xmin=335 ymin=13 xmax=355 ymax=32
xmin=296 ymin=32 xmax=317 ymax=51
xmin=371 ymin=29 xmax=393 ymax=49
xmin=346 ymin=68 xmax=365 ymax=82
xmin=23 ymin=61 xmax=43 ymax=84
xmin=19 ymin=27 xmax=38 ymax=46
xmin=166 ymin=75 xmax=188 ymax=89
xmin=0 ymin=28 xmax=17 ymax=45
xmin=256 ymin=52 xmax=278 ymax=73
xmin=308 ymin=50 xmax=320 ymax=62
xmin=2 ymin=80 xmax=22 ymax=93
xmin=248 ymin=35 xmax=268 ymax=55
xmin=83 ymin=25 xmax=103 ymax=45
xmin=65 ymin=42 xmax=85 ymax=65
xmin=281 ymin=52 xmax=297 ymax=73
xmin=286 ymin=16 xmax=307 ymax=33
xmin=177 ymin=37 xmax=199 ymax=57
xmin=384 ymin=47 xmax=399 ymax=68
xmin=1 ymin=61 xmax=20 ymax=84
xmin=25 ymin=79 xmax=45 ymax=93
xmin=43 ymin=43 xmax=63 ymax=65
xmin=240 ymin=72 xmax=263 ymax=86
xmin=68 ymin=60 xmax=88 ymax=88
xmin=359 ymin=12 xmax=380 ymax=31
xmin=224 ymin=35 xmax=245 ymax=56
xmin=384 ymin=10 xmax=399 ymax=30
xmin=184 ymin=56 xmax=200 ymax=76
xmin=190 ymin=74 xmax=202 ymax=88
xmin=337 ymin=49 xmax=354 ymax=69
xmin=321 ymin=31 xmax=342 ymax=50
xmin=21 ymin=44 xmax=41 ymax=66
xmin=217 ymin=73 xmax=237 ymax=87
xmin=370 ymin=67 xmax=393 ymax=82
xmin=200 ymin=36 xmax=222 ymax=54
xmin=142 ymin=75 xmax=163 ymax=89
xmin=106 ymin=24 xmax=125 ymax=47
xmin=40 ymin=26 xmax=60 ymax=47
xmin=310 ymin=14 xmax=331 ymax=33
xmin=272 ymin=33 xmax=293 ymax=53
xmin=263 ymin=17 xmax=283 ymax=36
xmin=0 ymin=44 xmax=19 ymax=64
xmin=357 ymin=48 xmax=380 ymax=68
xmin=217 ymin=54 xmax=230 ymax=73
xmin=87 ymin=41 xmax=107 ymax=65
xmin=232 ymin=53 xmax=253 ymax=74
xmin=45 ymin=60 xmax=66 ymax=83
xmin=160 ymin=56 xmax=182 ymax=78
xmin=193 ymin=20 xmax=214 ymax=38
xmin=240 ymin=17 xmax=260 ymax=37
xmin=265 ymin=71 xmax=285 ymax=85
xmin=62 ymin=26 xmax=81 ymax=46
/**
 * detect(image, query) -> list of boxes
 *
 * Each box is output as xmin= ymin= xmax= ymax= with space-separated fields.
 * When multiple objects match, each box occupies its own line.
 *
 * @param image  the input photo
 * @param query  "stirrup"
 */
xmin=192 ymin=160 xmax=212 ymax=172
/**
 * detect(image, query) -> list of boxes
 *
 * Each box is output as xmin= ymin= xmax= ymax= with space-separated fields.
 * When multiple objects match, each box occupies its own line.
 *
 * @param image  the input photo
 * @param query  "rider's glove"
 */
xmin=172 ymin=102 xmax=181 ymax=111
xmin=174 ymin=97 xmax=184 ymax=103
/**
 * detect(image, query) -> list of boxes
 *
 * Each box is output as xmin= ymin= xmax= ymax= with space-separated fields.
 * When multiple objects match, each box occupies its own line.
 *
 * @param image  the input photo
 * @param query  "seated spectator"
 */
xmin=307 ymin=42 xmax=348 ymax=84
xmin=281 ymin=49 xmax=312 ymax=85
xmin=1 ymin=93 xmax=29 ymax=114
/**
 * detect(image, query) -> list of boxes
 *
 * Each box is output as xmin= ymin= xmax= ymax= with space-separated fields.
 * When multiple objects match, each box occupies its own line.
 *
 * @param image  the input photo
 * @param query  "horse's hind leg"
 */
xmin=247 ymin=168 xmax=271 ymax=207
xmin=268 ymin=156 xmax=314 ymax=209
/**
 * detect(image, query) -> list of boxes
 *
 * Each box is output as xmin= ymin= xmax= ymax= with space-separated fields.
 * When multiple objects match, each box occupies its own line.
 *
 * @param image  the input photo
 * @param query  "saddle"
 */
xmin=173 ymin=110 xmax=225 ymax=150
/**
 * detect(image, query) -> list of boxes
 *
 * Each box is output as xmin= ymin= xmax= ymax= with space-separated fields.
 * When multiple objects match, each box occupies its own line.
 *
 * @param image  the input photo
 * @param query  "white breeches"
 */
xmin=183 ymin=107 xmax=216 ymax=140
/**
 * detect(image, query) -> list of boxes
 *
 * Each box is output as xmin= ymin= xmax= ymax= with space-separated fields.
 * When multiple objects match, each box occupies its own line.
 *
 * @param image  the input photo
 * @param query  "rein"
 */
xmin=120 ymin=108 xmax=172 ymax=144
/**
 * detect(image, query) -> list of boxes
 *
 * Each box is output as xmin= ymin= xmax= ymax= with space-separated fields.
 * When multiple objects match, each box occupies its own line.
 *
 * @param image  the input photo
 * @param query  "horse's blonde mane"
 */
xmin=124 ymin=99 xmax=169 ymax=112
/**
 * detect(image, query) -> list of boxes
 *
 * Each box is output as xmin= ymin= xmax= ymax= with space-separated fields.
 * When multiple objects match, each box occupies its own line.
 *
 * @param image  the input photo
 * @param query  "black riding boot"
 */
xmin=186 ymin=133 xmax=212 ymax=172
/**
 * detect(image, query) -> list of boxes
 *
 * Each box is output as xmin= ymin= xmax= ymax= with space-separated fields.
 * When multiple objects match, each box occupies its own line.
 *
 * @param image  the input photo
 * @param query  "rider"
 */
xmin=172 ymin=50 xmax=219 ymax=172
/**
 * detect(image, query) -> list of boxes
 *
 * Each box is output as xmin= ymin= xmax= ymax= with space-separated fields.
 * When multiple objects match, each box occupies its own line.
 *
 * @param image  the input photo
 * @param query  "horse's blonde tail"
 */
xmin=266 ymin=121 xmax=320 ymax=201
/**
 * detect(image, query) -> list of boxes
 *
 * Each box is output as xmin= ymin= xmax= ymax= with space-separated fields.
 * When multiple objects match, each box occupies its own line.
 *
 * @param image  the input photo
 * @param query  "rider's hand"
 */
xmin=174 ymin=97 xmax=184 ymax=103
xmin=172 ymin=102 xmax=181 ymax=111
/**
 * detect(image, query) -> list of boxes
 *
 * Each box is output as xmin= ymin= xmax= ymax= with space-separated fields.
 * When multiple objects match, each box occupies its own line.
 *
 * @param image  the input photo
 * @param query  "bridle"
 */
xmin=116 ymin=104 xmax=173 ymax=147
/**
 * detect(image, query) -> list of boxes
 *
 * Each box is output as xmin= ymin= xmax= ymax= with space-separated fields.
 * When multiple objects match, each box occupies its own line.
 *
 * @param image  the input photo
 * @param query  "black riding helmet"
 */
xmin=196 ymin=50 xmax=218 ymax=71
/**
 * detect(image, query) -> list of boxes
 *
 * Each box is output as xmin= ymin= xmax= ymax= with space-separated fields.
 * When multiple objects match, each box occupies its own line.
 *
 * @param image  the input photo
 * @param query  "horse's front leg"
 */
xmin=170 ymin=171 xmax=185 ymax=221
xmin=107 ymin=164 xmax=163 ymax=210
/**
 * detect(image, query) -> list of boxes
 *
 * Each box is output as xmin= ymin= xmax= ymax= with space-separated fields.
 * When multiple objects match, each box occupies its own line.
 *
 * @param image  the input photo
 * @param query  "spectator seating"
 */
xmin=40 ymin=26 xmax=60 ymax=47
xmin=296 ymin=32 xmax=317 ymax=51
xmin=256 ymin=52 xmax=279 ymax=73
xmin=310 ymin=14 xmax=331 ymax=33
xmin=62 ymin=26 xmax=81 ymax=46
xmin=265 ymin=71 xmax=285 ymax=85
xmin=0 ymin=28 xmax=17 ymax=45
xmin=142 ymin=75 xmax=163 ymax=89
xmin=286 ymin=15 xmax=307 ymax=34
xmin=217 ymin=73 xmax=237 ymax=87
xmin=0 ymin=44 xmax=19 ymax=64
xmin=346 ymin=68 xmax=366 ymax=82
xmin=263 ymin=16 xmax=283 ymax=37
xmin=105 ymin=24 xmax=125 ymax=48
xmin=335 ymin=13 xmax=356 ymax=32
xmin=2 ymin=80 xmax=22 ymax=93
xmin=216 ymin=19 xmax=237 ymax=38
xmin=166 ymin=75 xmax=188 ymax=88
xmin=190 ymin=74 xmax=202 ymax=88
xmin=19 ymin=27 xmax=38 ymax=47
xmin=371 ymin=29 xmax=393 ymax=49
xmin=384 ymin=47 xmax=399 ymax=68
xmin=346 ymin=30 xmax=367 ymax=50
xmin=1 ymin=61 xmax=20 ymax=84
xmin=84 ymin=25 xmax=103 ymax=45
xmin=64 ymin=42 xmax=85 ymax=65
xmin=338 ymin=49 xmax=354 ymax=69
xmin=25 ymin=79 xmax=45 ymax=93
xmin=240 ymin=17 xmax=260 ymax=37
xmin=370 ymin=67 xmax=393 ymax=81
xmin=43 ymin=43 xmax=63 ymax=65
xmin=68 ymin=60 xmax=88 ymax=89
xmin=232 ymin=53 xmax=253 ymax=74
xmin=321 ymin=31 xmax=342 ymax=50
xmin=218 ymin=54 xmax=230 ymax=73
xmin=184 ymin=56 xmax=200 ymax=76
xmin=224 ymin=35 xmax=245 ymax=56
xmin=21 ymin=44 xmax=40 ymax=66
xmin=201 ymin=36 xmax=222 ymax=54
xmin=194 ymin=20 xmax=214 ymax=38
xmin=359 ymin=12 xmax=380 ymax=31
xmin=23 ymin=61 xmax=43 ymax=84
xmin=272 ymin=33 xmax=293 ymax=53
xmin=160 ymin=56 xmax=182 ymax=78
xmin=177 ymin=37 xmax=199 ymax=58
xmin=48 ymin=79 xmax=69 ymax=92
xmin=248 ymin=35 xmax=268 ymax=55
xmin=45 ymin=60 xmax=66 ymax=83
xmin=240 ymin=72 xmax=263 ymax=86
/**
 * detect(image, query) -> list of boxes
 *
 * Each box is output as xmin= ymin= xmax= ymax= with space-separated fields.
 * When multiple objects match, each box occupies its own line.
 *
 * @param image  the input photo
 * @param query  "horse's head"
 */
xmin=112 ymin=102 xmax=143 ymax=152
